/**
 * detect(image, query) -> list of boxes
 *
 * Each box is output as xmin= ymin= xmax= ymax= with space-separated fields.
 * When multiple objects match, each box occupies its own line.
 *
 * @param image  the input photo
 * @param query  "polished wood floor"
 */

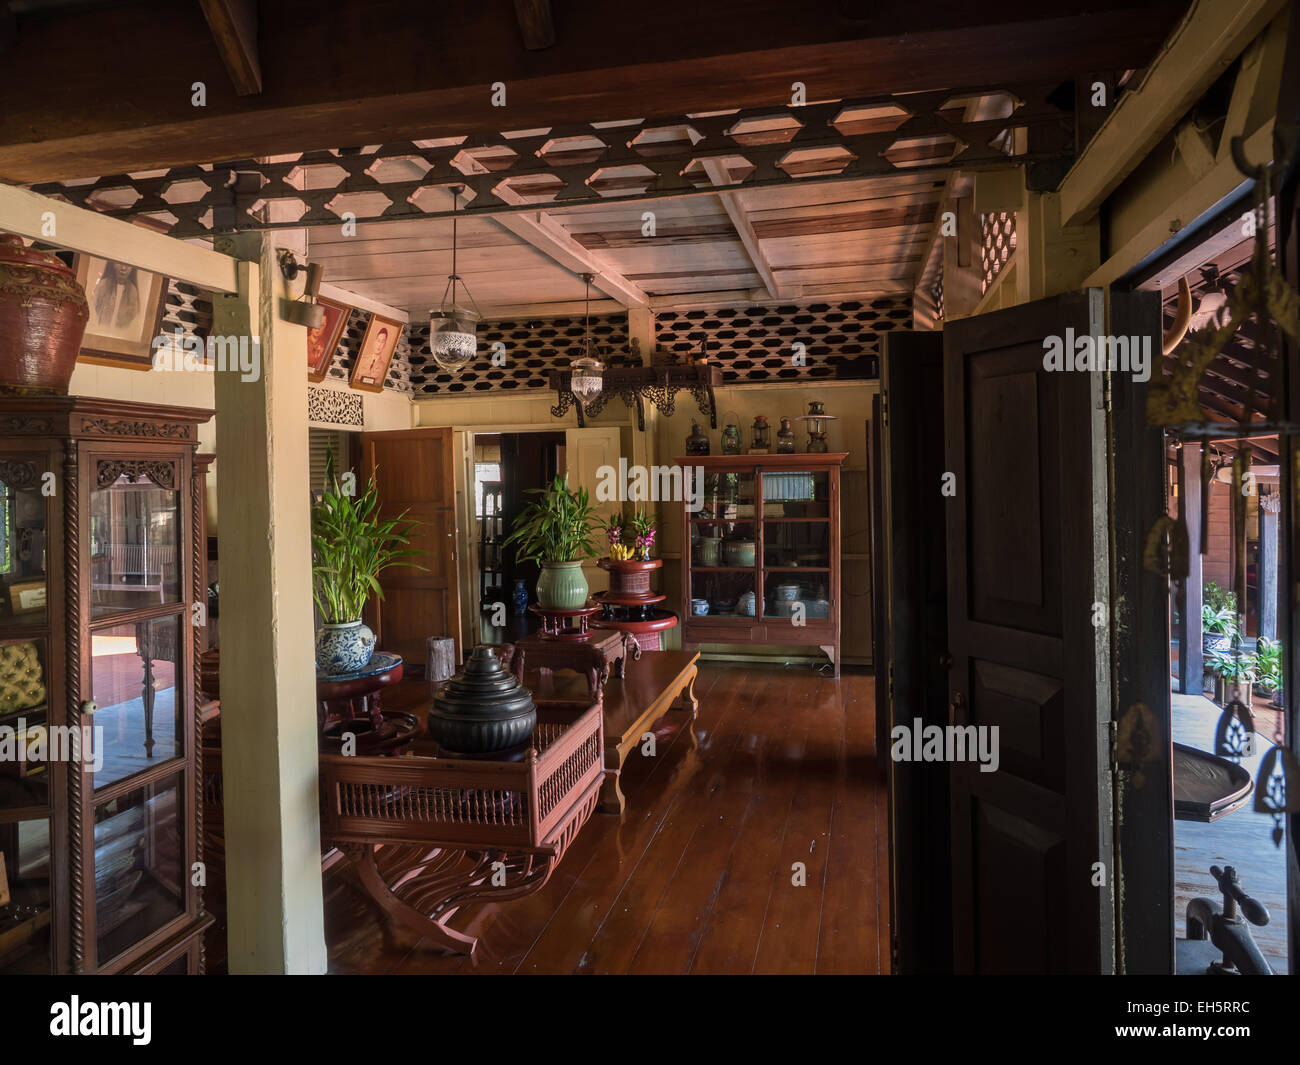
xmin=324 ymin=662 xmax=888 ymax=974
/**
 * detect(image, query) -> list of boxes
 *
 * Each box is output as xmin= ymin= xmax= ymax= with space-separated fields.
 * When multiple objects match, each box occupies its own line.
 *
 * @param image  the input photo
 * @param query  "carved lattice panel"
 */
xmin=980 ymin=210 xmax=1017 ymax=293
xmin=29 ymin=87 xmax=1074 ymax=237
xmin=654 ymin=298 xmax=908 ymax=382
xmin=409 ymin=314 xmax=632 ymax=396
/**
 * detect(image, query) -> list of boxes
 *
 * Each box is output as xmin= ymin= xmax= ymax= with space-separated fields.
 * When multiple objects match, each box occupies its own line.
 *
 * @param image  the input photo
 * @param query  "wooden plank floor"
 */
xmin=1171 ymin=693 xmax=1289 ymax=973
xmin=324 ymin=662 xmax=888 ymax=974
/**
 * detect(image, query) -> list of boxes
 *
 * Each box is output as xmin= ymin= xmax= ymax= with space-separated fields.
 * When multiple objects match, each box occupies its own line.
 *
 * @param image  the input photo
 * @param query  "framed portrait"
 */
xmin=349 ymin=314 xmax=402 ymax=393
xmin=308 ymin=296 xmax=351 ymax=382
xmin=74 ymin=254 xmax=169 ymax=370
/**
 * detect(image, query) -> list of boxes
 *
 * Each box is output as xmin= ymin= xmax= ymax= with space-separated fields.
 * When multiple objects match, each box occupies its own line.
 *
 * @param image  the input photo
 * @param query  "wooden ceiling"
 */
xmin=0 ymin=0 xmax=1187 ymax=183
xmin=1 ymin=1 xmax=1189 ymax=317
xmin=308 ymin=171 xmax=942 ymax=317
xmin=1158 ymin=234 xmax=1283 ymax=449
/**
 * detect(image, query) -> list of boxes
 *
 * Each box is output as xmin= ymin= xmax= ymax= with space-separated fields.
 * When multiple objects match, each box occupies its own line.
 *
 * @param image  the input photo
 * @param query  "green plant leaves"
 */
xmin=502 ymin=473 xmax=599 ymax=565
xmin=310 ymin=450 xmax=423 ymax=624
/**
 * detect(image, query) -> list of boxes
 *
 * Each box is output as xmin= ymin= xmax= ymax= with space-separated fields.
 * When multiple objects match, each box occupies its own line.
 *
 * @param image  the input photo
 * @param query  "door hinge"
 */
xmin=880 ymin=389 xmax=889 ymax=429
xmin=1108 ymin=719 xmax=1119 ymax=770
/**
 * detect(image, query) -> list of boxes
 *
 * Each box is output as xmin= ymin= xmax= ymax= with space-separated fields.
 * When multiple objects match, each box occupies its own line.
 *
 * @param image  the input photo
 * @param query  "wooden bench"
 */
xmin=533 ymin=648 xmax=699 ymax=815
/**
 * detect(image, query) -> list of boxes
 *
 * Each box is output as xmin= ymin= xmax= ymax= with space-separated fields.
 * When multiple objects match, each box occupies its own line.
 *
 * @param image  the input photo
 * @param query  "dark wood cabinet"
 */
xmin=678 ymin=452 xmax=846 ymax=677
xmin=0 ymin=396 xmax=213 ymax=974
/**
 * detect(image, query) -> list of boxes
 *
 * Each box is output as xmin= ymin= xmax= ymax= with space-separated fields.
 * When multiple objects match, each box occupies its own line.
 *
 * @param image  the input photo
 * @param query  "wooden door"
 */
xmin=875 ymin=328 xmax=953 ymax=973
xmin=943 ymin=290 xmax=1113 ymax=973
xmin=360 ymin=427 xmax=461 ymax=669
xmin=564 ymin=426 xmax=622 ymax=595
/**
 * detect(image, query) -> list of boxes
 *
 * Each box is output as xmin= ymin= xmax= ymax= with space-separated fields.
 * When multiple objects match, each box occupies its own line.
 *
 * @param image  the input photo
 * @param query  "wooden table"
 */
xmin=316 ymin=653 xmax=415 ymax=755
xmin=533 ymin=649 xmax=699 ymax=815
xmin=509 ymin=628 xmax=633 ymax=700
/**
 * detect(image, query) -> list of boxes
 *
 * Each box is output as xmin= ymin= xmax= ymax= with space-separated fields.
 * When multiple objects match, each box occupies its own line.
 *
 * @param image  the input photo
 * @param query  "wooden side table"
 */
xmin=509 ymin=628 xmax=632 ymax=700
xmin=317 ymin=652 xmax=416 ymax=754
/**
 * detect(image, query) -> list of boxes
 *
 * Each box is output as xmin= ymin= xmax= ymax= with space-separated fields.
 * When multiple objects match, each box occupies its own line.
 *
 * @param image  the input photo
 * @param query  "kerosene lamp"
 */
xmin=798 ymin=400 xmax=836 ymax=453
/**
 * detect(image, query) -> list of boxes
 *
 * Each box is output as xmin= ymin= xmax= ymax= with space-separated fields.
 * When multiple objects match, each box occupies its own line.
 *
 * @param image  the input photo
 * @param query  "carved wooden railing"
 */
xmin=204 ymin=702 xmax=604 ymax=957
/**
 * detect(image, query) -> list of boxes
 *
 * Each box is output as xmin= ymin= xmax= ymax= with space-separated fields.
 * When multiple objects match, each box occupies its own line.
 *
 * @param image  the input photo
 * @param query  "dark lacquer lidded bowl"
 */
xmin=427 ymin=645 xmax=537 ymax=755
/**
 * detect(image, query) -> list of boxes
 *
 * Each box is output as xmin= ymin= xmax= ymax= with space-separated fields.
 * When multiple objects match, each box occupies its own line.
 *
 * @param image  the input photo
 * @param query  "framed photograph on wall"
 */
xmin=73 ymin=254 xmax=169 ymax=370
xmin=349 ymin=313 xmax=401 ymax=393
xmin=308 ymin=296 xmax=351 ymax=382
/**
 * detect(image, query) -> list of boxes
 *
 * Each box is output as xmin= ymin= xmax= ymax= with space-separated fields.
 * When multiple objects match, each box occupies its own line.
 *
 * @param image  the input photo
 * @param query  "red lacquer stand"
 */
xmin=592 ymin=558 xmax=679 ymax=651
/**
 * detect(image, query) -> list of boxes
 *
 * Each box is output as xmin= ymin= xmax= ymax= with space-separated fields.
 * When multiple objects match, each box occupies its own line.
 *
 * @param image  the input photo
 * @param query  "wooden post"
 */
xmin=1260 ymin=490 xmax=1280 ymax=641
xmin=426 ymin=636 xmax=457 ymax=682
xmin=212 ymin=233 xmax=327 ymax=974
xmin=1182 ymin=442 xmax=1204 ymax=694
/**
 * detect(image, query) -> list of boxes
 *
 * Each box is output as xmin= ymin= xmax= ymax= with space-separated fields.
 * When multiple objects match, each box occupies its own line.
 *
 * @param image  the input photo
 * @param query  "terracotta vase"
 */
xmin=0 ymin=233 xmax=89 ymax=394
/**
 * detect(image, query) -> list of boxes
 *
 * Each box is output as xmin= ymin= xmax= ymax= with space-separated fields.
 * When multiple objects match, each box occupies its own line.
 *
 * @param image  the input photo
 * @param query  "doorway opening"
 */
xmin=1153 ymin=231 xmax=1289 ymax=974
xmin=471 ymin=430 xmax=566 ymax=644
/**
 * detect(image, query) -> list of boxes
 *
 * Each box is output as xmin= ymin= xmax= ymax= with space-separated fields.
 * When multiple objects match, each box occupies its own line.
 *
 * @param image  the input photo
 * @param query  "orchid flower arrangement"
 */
xmin=605 ymin=510 xmax=658 ymax=560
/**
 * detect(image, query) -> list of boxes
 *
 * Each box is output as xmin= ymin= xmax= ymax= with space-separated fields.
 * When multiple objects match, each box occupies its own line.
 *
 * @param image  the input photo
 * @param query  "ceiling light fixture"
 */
xmin=568 ymin=273 xmax=605 ymax=409
xmin=278 ymin=249 xmax=325 ymax=329
xmin=429 ymin=185 xmax=481 ymax=372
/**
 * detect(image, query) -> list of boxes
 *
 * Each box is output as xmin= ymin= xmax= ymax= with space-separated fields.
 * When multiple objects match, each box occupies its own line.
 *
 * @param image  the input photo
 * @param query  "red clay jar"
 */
xmin=0 ymin=232 xmax=89 ymax=394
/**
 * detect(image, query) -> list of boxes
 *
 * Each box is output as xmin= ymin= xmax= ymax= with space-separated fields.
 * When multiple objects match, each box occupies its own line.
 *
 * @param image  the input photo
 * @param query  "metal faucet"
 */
xmin=1185 ymin=865 xmax=1273 ymax=975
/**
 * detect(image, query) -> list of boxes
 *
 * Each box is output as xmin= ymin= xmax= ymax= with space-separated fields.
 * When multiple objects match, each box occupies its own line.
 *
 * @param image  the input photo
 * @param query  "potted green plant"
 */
xmin=503 ymin=474 xmax=599 ymax=609
xmin=311 ymin=453 xmax=420 ymax=674
xmin=1201 ymin=602 xmax=1238 ymax=654
xmin=1254 ymin=636 xmax=1284 ymax=707
xmin=1208 ymin=648 xmax=1257 ymax=708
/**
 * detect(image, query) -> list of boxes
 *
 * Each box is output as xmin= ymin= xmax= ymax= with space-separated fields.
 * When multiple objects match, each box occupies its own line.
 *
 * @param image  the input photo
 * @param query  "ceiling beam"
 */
xmin=199 ymin=0 xmax=262 ymax=96
xmin=0 ymin=0 xmax=1185 ymax=182
xmin=316 ymin=281 xmax=410 ymax=324
xmin=702 ymin=158 xmax=788 ymax=300
xmin=1059 ymin=0 xmax=1287 ymax=226
xmin=0 ymin=181 xmax=237 ymax=292
xmin=487 ymin=184 xmax=651 ymax=309
xmin=513 ymin=0 xmax=556 ymax=50
xmin=647 ymin=281 xmax=912 ymax=310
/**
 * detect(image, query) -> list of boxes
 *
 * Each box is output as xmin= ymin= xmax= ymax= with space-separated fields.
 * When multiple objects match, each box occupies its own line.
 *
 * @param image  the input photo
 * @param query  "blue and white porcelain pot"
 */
xmin=315 ymin=620 xmax=376 ymax=675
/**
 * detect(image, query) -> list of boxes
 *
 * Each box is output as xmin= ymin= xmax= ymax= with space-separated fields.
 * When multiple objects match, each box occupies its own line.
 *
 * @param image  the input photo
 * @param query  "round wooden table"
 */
xmin=317 ymin=652 xmax=417 ymax=754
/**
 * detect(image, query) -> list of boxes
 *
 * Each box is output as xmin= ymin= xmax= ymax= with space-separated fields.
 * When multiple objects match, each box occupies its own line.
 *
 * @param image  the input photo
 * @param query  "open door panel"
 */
xmin=360 ymin=427 xmax=461 ymax=670
xmin=943 ymin=289 xmax=1114 ymax=974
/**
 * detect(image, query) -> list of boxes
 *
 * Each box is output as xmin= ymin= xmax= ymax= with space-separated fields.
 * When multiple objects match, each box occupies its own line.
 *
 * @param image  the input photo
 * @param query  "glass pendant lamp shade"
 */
xmin=428 ymin=184 xmax=480 ymax=374
xmin=570 ymin=357 xmax=604 ymax=406
xmin=430 ymin=304 xmax=479 ymax=372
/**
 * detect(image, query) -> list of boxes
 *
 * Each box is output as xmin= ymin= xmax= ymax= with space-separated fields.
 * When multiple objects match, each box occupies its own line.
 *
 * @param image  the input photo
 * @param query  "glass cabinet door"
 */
xmin=90 ymin=471 xmax=180 ymax=620
xmin=0 ymin=817 xmax=53 ymax=973
xmin=0 ymin=462 xmax=49 ymax=634
xmin=90 ymin=615 xmax=182 ymax=790
xmin=760 ymin=469 xmax=833 ymax=622
xmin=93 ymin=772 xmax=186 ymax=967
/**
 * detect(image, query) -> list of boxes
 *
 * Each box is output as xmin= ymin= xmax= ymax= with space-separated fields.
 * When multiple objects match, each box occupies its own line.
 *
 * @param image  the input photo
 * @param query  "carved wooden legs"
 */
xmin=599 ymin=755 xmax=627 ymax=815
xmin=343 ymin=841 xmax=558 ymax=956
xmin=671 ymin=665 xmax=699 ymax=749
xmin=819 ymin=644 xmax=839 ymax=678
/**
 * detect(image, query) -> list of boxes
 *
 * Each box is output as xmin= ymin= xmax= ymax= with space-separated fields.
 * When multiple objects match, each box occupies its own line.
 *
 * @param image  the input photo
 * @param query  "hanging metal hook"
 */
xmin=1229 ymin=129 xmax=1291 ymax=188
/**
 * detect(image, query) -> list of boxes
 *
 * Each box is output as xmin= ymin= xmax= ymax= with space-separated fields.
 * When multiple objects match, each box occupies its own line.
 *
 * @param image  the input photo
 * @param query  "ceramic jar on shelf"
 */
xmin=0 ymin=233 xmax=89 ymax=394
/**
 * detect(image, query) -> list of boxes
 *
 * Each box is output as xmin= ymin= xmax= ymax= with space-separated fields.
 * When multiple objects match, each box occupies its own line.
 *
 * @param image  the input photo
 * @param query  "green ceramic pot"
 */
xmin=536 ymin=560 xmax=589 ymax=609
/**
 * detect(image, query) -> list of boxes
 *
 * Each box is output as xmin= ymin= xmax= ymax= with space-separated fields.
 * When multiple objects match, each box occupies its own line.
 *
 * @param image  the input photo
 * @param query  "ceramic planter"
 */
xmin=536 ymin=560 xmax=589 ymax=609
xmin=315 ymin=620 xmax=376 ymax=674
xmin=428 ymin=645 xmax=537 ymax=754
xmin=696 ymin=537 xmax=722 ymax=567
xmin=1204 ymin=632 xmax=1232 ymax=654
xmin=724 ymin=539 xmax=756 ymax=566
xmin=0 ymin=233 xmax=89 ymax=394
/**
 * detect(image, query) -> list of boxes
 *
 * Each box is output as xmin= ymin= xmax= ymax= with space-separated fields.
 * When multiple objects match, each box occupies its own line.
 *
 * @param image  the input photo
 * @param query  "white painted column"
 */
xmin=211 ymin=233 xmax=326 ymax=974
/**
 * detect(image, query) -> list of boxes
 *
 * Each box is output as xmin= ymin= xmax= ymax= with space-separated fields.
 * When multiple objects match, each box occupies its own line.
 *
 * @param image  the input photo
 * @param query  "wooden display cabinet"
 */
xmin=678 ymin=453 xmax=846 ymax=676
xmin=0 ymin=397 xmax=213 ymax=974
